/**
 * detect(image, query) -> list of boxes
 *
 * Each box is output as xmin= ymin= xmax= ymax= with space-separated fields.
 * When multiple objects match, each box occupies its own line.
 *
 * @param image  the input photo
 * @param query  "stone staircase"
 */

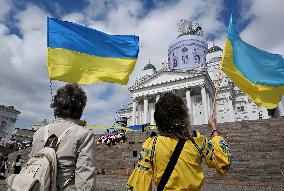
xmin=96 ymin=118 xmax=284 ymax=190
xmin=95 ymin=131 xmax=148 ymax=178
xmin=196 ymin=118 xmax=284 ymax=185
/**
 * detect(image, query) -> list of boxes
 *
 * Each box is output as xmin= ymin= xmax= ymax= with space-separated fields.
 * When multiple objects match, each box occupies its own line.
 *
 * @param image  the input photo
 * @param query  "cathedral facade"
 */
xmin=117 ymin=21 xmax=282 ymax=127
xmin=0 ymin=105 xmax=20 ymax=144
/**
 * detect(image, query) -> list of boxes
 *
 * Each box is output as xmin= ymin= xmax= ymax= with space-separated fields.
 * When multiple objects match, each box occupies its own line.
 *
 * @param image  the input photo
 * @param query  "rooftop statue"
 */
xmin=178 ymin=19 xmax=203 ymax=37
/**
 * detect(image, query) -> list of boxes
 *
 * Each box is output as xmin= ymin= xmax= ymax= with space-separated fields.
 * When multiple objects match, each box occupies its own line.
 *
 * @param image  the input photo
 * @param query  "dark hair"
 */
xmin=16 ymin=154 xmax=21 ymax=162
xmin=51 ymin=83 xmax=87 ymax=119
xmin=154 ymin=93 xmax=192 ymax=139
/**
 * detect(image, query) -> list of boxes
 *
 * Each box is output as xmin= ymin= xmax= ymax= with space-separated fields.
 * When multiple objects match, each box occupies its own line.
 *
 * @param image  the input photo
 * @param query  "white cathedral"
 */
xmin=0 ymin=105 xmax=20 ymax=144
xmin=116 ymin=20 xmax=283 ymax=127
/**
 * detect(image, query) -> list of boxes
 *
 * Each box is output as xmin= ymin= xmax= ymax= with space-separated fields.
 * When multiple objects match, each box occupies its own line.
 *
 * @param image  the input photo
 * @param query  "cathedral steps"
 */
xmin=96 ymin=117 xmax=284 ymax=190
xmin=195 ymin=117 xmax=284 ymax=188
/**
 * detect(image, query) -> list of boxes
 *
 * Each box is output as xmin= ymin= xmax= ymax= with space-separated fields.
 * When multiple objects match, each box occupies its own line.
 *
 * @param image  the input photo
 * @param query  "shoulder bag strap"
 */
xmin=56 ymin=126 xmax=76 ymax=188
xmin=54 ymin=126 xmax=74 ymax=150
xmin=157 ymin=138 xmax=186 ymax=191
xmin=44 ymin=125 xmax=73 ymax=150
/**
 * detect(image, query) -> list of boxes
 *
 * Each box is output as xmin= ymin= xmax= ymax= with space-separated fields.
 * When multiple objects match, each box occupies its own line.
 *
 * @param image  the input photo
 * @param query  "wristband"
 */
xmin=211 ymin=130 xmax=220 ymax=138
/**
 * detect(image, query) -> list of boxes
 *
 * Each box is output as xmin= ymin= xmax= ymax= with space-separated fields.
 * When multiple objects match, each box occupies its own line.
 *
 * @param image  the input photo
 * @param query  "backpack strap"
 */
xmin=56 ymin=126 xmax=73 ymax=145
xmin=44 ymin=126 xmax=74 ymax=151
xmin=43 ymin=125 xmax=76 ymax=189
xmin=63 ymin=173 xmax=75 ymax=188
xmin=157 ymin=138 xmax=186 ymax=191
xmin=57 ymin=126 xmax=76 ymax=188
xmin=54 ymin=126 xmax=74 ymax=151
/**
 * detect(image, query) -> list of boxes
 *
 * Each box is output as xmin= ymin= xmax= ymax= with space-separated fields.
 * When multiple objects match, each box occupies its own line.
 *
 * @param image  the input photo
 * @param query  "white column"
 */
xmin=140 ymin=104 xmax=143 ymax=124
xmin=144 ymin=96 xmax=149 ymax=124
xmin=150 ymin=103 xmax=155 ymax=125
xmin=154 ymin=94 xmax=160 ymax=125
xmin=186 ymin=89 xmax=193 ymax=123
xmin=207 ymin=92 xmax=211 ymax=117
xmin=201 ymin=85 xmax=209 ymax=124
xmin=137 ymin=104 xmax=141 ymax=125
xmin=156 ymin=94 xmax=160 ymax=102
xmin=228 ymin=97 xmax=235 ymax=121
xmin=132 ymin=100 xmax=137 ymax=126
xmin=246 ymin=98 xmax=253 ymax=120
xmin=192 ymin=96 xmax=196 ymax=125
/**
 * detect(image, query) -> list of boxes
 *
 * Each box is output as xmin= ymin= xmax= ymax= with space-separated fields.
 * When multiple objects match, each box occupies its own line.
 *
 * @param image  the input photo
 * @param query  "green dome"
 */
xmin=143 ymin=64 xmax=156 ymax=71
xmin=208 ymin=45 xmax=222 ymax=53
xmin=33 ymin=119 xmax=48 ymax=126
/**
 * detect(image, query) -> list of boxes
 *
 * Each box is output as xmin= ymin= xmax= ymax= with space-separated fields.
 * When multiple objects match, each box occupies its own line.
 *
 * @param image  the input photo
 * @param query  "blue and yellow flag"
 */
xmin=221 ymin=16 xmax=284 ymax=109
xmin=47 ymin=18 xmax=139 ymax=85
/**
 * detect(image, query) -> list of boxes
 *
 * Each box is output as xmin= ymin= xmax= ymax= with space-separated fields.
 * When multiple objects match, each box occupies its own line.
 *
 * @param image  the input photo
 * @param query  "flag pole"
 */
xmin=211 ymin=69 xmax=223 ymax=117
xmin=49 ymin=80 xmax=55 ymax=119
xmin=49 ymin=80 xmax=54 ymax=103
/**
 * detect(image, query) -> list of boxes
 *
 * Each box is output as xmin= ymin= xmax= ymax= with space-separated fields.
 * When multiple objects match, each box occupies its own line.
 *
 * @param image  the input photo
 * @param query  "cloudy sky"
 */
xmin=0 ymin=0 xmax=283 ymax=129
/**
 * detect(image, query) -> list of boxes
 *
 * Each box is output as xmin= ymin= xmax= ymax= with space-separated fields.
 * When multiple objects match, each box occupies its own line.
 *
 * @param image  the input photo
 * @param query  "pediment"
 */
xmin=137 ymin=71 xmax=191 ymax=88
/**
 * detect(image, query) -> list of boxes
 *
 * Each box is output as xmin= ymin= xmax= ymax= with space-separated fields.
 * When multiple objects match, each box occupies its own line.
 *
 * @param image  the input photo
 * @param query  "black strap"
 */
xmin=157 ymin=138 xmax=186 ymax=191
xmin=44 ymin=134 xmax=59 ymax=150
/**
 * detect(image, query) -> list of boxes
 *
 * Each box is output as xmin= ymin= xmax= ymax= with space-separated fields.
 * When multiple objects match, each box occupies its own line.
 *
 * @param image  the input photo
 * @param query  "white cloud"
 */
xmin=62 ymin=12 xmax=86 ymax=24
xmin=239 ymin=0 xmax=284 ymax=107
xmin=0 ymin=5 xmax=53 ymax=128
xmin=1 ymin=0 xmax=228 ymax=128
xmin=0 ymin=0 xmax=11 ymax=22
xmin=82 ymin=0 xmax=226 ymax=85
xmin=240 ymin=0 xmax=284 ymax=55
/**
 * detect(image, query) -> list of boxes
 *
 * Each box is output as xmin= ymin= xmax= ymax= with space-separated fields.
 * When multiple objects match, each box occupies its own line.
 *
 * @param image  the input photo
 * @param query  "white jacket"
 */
xmin=30 ymin=118 xmax=96 ymax=190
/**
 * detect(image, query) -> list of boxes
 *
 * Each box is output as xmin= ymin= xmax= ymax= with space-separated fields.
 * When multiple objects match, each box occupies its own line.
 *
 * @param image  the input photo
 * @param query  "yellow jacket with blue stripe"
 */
xmin=126 ymin=131 xmax=231 ymax=191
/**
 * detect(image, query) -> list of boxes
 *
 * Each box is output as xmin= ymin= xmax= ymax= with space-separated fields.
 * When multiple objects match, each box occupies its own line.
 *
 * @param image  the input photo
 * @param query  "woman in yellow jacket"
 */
xmin=126 ymin=93 xmax=231 ymax=191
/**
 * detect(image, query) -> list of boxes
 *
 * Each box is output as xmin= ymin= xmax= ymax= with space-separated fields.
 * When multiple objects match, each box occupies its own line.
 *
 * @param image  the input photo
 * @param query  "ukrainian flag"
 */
xmin=47 ymin=18 xmax=139 ymax=85
xmin=221 ymin=16 xmax=284 ymax=109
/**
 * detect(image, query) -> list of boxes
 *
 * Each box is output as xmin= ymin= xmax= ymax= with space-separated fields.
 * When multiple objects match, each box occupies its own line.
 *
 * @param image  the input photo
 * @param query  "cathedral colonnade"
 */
xmin=131 ymin=84 xmax=213 ymax=126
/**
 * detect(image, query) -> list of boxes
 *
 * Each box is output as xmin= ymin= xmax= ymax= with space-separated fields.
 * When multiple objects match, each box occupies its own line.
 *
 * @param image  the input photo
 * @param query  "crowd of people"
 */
xmin=0 ymin=154 xmax=24 ymax=179
xmin=98 ymin=129 xmax=126 ymax=146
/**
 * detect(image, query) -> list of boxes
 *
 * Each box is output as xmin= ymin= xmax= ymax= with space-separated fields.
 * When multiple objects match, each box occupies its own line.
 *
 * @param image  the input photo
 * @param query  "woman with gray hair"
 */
xmin=126 ymin=92 xmax=231 ymax=191
xmin=31 ymin=83 xmax=95 ymax=190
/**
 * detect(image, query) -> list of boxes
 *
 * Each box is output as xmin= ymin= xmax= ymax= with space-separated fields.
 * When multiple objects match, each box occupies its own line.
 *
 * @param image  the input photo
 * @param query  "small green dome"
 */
xmin=33 ymin=119 xmax=48 ymax=126
xmin=208 ymin=45 xmax=222 ymax=53
xmin=143 ymin=64 xmax=156 ymax=71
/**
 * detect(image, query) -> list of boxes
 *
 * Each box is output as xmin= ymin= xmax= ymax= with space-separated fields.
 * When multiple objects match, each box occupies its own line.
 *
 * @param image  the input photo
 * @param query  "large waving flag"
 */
xmin=47 ymin=18 xmax=139 ymax=85
xmin=221 ymin=16 xmax=284 ymax=109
